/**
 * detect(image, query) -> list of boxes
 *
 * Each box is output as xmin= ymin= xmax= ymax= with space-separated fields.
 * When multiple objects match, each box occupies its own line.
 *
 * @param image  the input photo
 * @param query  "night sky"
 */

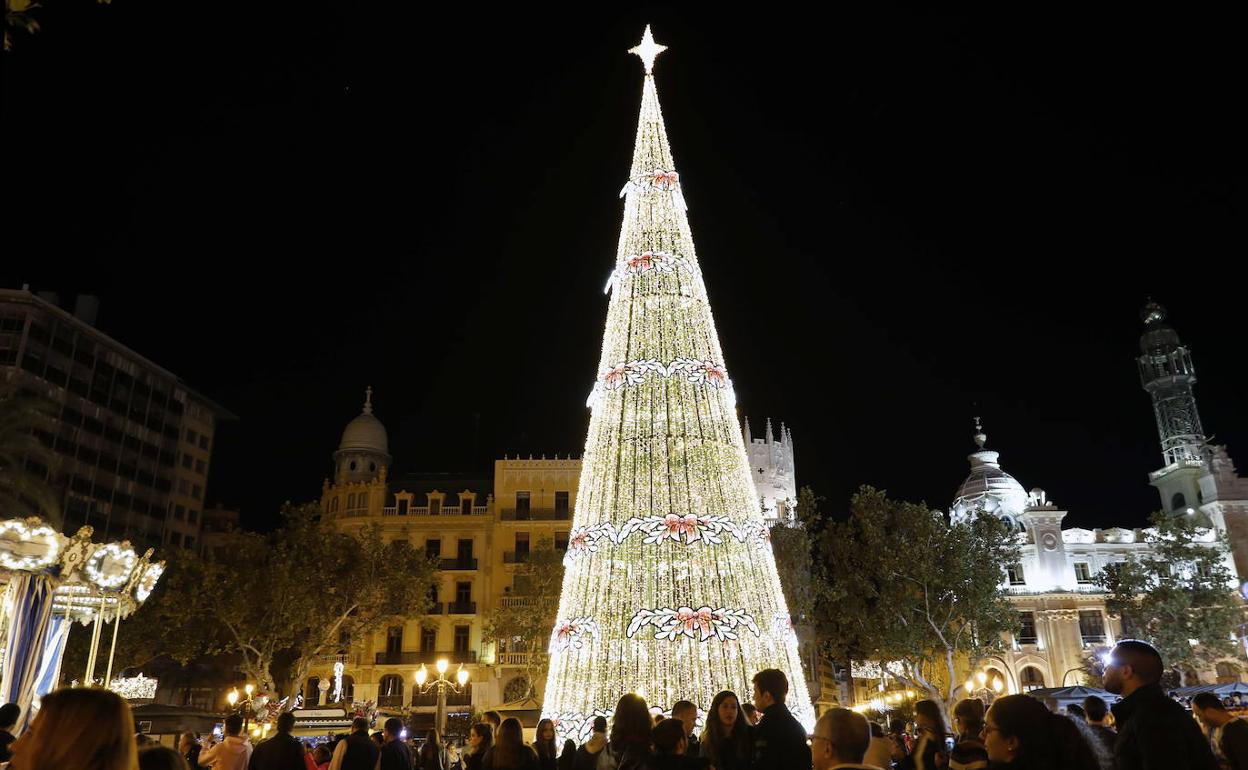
xmin=5 ymin=5 xmax=1243 ymax=532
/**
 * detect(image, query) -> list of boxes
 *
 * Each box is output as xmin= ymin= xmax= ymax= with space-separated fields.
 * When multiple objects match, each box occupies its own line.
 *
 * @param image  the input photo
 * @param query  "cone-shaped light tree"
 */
xmin=541 ymin=27 xmax=815 ymax=741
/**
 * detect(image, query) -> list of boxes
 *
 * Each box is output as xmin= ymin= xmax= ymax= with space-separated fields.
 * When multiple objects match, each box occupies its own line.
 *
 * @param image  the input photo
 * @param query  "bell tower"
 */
xmin=1137 ymin=301 xmax=1207 ymax=513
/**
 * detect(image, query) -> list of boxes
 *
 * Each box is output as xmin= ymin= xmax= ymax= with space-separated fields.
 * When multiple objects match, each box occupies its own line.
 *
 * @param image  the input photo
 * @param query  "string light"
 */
xmin=541 ymin=26 xmax=815 ymax=742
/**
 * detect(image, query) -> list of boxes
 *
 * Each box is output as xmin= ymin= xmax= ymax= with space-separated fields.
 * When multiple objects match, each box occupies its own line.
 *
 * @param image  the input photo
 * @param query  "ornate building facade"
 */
xmin=743 ymin=417 xmax=798 ymax=524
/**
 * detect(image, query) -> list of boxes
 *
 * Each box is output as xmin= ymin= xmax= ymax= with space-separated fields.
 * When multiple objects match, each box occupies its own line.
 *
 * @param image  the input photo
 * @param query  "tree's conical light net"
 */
xmin=540 ymin=65 xmax=816 ymax=741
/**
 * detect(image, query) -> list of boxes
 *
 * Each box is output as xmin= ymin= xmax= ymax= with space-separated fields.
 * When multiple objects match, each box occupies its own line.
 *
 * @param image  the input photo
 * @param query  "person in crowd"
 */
xmin=740 ymin=704 xmax=760 ymax=727
xmin=8 ymin=687 xmax=138 ymax=770
xmin=947 ymin=698 xmax=988 ymax=770
xmin=749 ymin=669 xmax=809 ymax=770
xmin=371 ymin=733 xmax=386 ymax=749
xmin=485 ymin=713 xmax=504 ymax=732
xmin=1068 ymin=704 xmax=1088 ymax=721
xmin=465 ymin=723 xmax=494 ymax=770
xmin=897 ymin=700 xmax=947 ymax=770
xmin=376 ymin=718 xmax=413 ymax=770
xmin=328 ymin=717 xmax=379 ymax=770
xmin=534 ymin=719 xmax=559 ymax=770
xmin=557 ymin=739 xmax=577 ymax=770
xmin=671 ymin=701 xmax=699 ymax=757
xmin=650 ymin=718 xmax=705 ymax=770
xmin=141 ymin=745 xmax=192 ymax=770
xmin=249 ymin=712 xmax=305 ymax=770
xmin=0 ymin=702 xmax=21 ymax=762
xmin=180 ymin=732 xmax=204 ymax=770
xmin=698 ymin=690 xmax=751 ymax=770
xmin=421 ymin=729 xmax=450 ymax=770
xmin=312 ymin=746 xmax=332 ymax=770
xmin=201 ymin=714 xmax=253 ymax=770
xmin=982 ymin=694 xmax=1104 ymax=770
xmin=862 ymin=722 xmax=892 ymax=769
xmin=597 ymin=693 xmax=653 ymax=770
xmin=810 ymin=708 xmax=875 ymax=770
xmin=888 ymin=718 xmax=911 ymax=765
xmin=1081 ymin=695 xmax=1117 ymax=759
xmin=1104 ymin=639 xmax=1219 ymax=770
xmin=483 ymin=717 xmax=538 ymax=770
xmin=573 ymin=716 xmax=608 ymax=770
xmin=1192 ymin=692 xmax=1248 ymax=770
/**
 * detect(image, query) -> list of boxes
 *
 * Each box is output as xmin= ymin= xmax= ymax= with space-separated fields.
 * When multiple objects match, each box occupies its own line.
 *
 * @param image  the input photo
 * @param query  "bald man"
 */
xmin=811 ymin=708 xmax=880 ymax=770
xmin=1105 ymin=639 xmax=1218 ymax=770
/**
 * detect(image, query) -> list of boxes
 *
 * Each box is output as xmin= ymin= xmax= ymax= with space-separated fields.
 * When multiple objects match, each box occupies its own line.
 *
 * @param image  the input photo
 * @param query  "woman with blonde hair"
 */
xmin=9 ymin=687 xmax=139 ymax=770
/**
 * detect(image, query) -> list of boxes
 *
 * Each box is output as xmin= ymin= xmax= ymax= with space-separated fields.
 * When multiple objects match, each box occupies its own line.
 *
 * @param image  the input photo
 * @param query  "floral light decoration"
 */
xmin=549 ymin=617 xmax=600 ymax=653
xmin=0 ymin=519 xmax=61 ymax=571
xmin=85 ymin=543 xmax=139 ymax=590
xmin=108 ymin=674 xmax=158 ymax=700
xmin=626 ymin=606 xmax=760 ymax=642
xmin=134 ymin=563 xmax=164 ymax=603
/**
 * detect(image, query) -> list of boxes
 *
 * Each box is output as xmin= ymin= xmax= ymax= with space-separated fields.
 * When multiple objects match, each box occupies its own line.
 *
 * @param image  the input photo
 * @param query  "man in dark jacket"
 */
xmin=379 ymin=718 xmax=414 ymax=770
xmin=249 ymin=712 xmax=305 ymax=770
xmin=329 ymin=717 xmax=381 ymax=770
xmin=1105 ymin=639 xmax=1219 ymax=770
xmin=749 ymin=668 xmax=810 ymax=770
xmin=1192 ymin=693 xmax=1248 ymax=770
xmin=671 ymin=701 xmax=700 ymax=758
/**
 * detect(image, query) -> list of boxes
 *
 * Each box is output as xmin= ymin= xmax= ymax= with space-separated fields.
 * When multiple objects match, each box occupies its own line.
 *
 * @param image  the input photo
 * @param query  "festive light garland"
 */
xmin=109 ymin=674 xmax=158 ymax=700
xmin=134 ymin=563 xmax=164 ymax=602
xmin=541 ymin=27 xmax=815 ymax=741
xmin=85 ymin=543 xmax=139 ymax=590
xmin=0 ymin=520 xmax=60 ymax=571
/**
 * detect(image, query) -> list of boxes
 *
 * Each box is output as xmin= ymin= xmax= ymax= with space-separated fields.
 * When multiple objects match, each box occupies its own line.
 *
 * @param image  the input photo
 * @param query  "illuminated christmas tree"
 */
xmin=541 ymin=26 xmax=815 ymax=740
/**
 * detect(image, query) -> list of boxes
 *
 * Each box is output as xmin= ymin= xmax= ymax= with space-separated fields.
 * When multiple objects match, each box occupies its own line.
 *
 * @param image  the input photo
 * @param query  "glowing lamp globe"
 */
xmin=415 ymin=666 xmax=428 ymax=687
xmin=436 ymin=658 xmax=449 ymax=676
xmin=456 ymin=667 xmax=469 ymax=687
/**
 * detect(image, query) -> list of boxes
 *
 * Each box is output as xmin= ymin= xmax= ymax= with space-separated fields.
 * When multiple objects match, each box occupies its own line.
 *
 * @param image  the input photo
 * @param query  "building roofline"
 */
xmin=2 ymin=287 xmax=238 ymax=421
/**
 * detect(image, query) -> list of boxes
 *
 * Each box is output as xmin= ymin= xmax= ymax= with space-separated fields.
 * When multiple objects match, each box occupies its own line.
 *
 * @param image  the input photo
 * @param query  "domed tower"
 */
xmin=1137 ymin=301 xmax=1208 ymax=513
xmin=334 ymin=386 xmax=392 ymax=485
xmin=950 ymin=418 xmax=1029 ymax=532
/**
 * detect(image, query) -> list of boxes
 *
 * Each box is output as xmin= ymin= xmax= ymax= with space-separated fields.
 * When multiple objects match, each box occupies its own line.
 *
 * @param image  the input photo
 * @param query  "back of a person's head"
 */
xmin=139 ymin=745 xmax=190 ymax=770
xmin=869 ymin=722 xmax=884 ymax=738
xmin=315 ymin=745 xmax=332 ymax=763
xmin=953 ymin=698 xmax=984 ymax=736
xmin=352 ymin=717 xmax=370 ymax=734
xmin=752 ymin=669 xmax=789 ymax=703
xmin=0 ymin=702 xmax=20 ymax=730
xmin=593 ymin=715 xmax=608 ymax=734
xmin=384 ymin=717 xmax=403 ymax=738
xmin=1114 ymin=639 xmax=1165 ymax=684
xmin=816 ymin=708 xmax=870 ymax=764
xmin=225 ymin=713 xmax=244 ymax=736
xmin=1192 ymin=692 xmax=1227 ymax=712
xmin=471 ymin=722 xmax=493 ymax=752
xmin=490 ymin=718 xmax=528 ymax=765
xmin=485 ymin=711 xmax=503 ymax=727
xmin=988 ymin=694 xmax=1102 ymax=770
xmin=889 ymin=718 xmax=906 ymax=735
xmin=610 ymin=693 xmax=652 ymax=747
xmin=13 ymin=688 xmax=137 ymax=770
xmin=1082 ymin=695 xmax=1108 ymax=722
xmin=427 ymin=728 xmax=442 ymax=748
xmin=914 ymin=699 xmax=949 ymax=736
xmin=671 ymin=701 xmax=696 ymax=723
xmin=277 ymin=712 xmax=297 ymax=734
xmin=652 ymin=719 xmax=686 ymax=755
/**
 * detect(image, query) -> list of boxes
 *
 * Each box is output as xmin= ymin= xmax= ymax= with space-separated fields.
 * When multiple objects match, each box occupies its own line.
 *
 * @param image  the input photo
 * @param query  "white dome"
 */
xmin=950 ymin=426 xmax=1029 ymax=531
xmin=339 ymin=412 xmax=389 ymax=455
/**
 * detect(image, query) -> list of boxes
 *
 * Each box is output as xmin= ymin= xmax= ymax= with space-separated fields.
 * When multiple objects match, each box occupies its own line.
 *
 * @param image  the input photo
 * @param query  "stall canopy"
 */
xmin=1025 ymin=685 xmax=1119 ymax=711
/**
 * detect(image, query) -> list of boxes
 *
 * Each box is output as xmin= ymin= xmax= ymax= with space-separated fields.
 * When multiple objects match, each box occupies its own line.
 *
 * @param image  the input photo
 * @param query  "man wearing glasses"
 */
xmin=810 ymin=708 xmax=881 ymax=770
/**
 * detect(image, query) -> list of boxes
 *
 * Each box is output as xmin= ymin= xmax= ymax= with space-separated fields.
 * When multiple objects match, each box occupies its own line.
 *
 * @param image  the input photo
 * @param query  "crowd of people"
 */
xmin=1 ymin=641 xmax=1246 ymax=770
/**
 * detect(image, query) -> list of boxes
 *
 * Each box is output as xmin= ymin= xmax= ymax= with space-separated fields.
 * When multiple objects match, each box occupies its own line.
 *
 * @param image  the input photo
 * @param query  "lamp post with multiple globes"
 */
xmin=963 ymin=670 xmax=1006 ymax=704
xmin=226 ymin=683 xmax=260 ymax=734
xmin=414 ymin=658 xmax=470 ymax=737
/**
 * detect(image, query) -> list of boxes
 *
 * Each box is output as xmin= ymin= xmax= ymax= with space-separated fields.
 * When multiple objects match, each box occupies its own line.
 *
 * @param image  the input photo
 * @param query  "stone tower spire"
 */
xmin=1137 ymin=301 xmax=1208 ymax=512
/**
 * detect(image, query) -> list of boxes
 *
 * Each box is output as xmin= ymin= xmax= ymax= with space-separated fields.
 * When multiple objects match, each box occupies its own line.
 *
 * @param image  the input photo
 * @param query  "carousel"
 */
xmin=0 ymin=517 xmax=164 ymax=732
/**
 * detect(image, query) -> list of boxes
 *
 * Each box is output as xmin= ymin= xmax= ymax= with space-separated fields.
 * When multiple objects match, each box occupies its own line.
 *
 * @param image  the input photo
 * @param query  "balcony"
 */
xmin=439 ymin=558 xmax=478 ymax=570
xmin=378 ymin=695 xmax=404 ymax=708
xmin=500 ymin=508 xmax=571 ymax=522
xmin=447 ymin=601 xmax=477 ymax=615
xmin=382 ymin=505 xmax=490 ymax=517
xmin=499 ymin=652 xmax=531 ymax=665
xmin=503 ymin=551 xmax=529 ymax=564
xmin=412 ymin=689 xmax=472 ymax=707
xmin=498 ymin=596 xmax=531 ymax=608
xmin=424 ymin=602 xmax=445 ymax=615
xmin=374 ymin=650 xmax=478 ymax=665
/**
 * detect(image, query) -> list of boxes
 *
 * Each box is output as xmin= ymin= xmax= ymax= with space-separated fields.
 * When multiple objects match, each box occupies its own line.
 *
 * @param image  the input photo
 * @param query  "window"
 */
xmin=461 ymin=496 xmax=473 ymax=515
xmin=1020 ymin=667 xmax=1045 ymax=692
xmin=386 ymin=626 xmax=403 ymax=654
xmin=1075 ymin=563 xmax=1093 ymax=583
xmin=187 ymin=509 xmax=198 ymax=524
xmin=175 ymin=505 xmax=186 ymax=521
xmin=191 ymin=484 xmax=202 ymax=500
xmin=454 ymin=626 xmax=470 ymax=652
xmin=378 ymin=675 xmax=403 ymax=699
xmin=182 ymin=454 xmax=193 ymax=469
xmin=1216 ymin=662 xmax=1241 ymax=684
xmin=357 ymin=491 xmax=368 ymax=510
xmin=330 ymin=497 xmax=339 ymax=513
xmin=421 ymin=628 xmax=437 ymax=652
xmin=1007 ymin=564 xmax=1026 ymax=586
xmin=178 ymin=479 xmax=190 ymax=495
xmin=456 ymin=582 xmax=471 ymax=604
xmin=397 ymin=498 xmax=409 ymax=516
xmin=1172 ymin=493 xmax=1187 ymax=511
xmin=347 ymin=493 xmax=356 ymax=508
xmin=199 ymin=435 xmax=210 ymax=450
xmin=457 ymin=538 xmax=474 ymax=562
xmin=554 ymin=531 xmax=569 ymax=551
xmin=554 ymin=491 xmax=569 ymax=514
xmin=186 ymin=429 xmax=197 ymax=444
xmin=1018 ymin=612 xmax=1037 ymax=645
xmin=195 ymin=459 xmax=205 ymax=474
xmin=1079 ymin=611 xmax=1106 ymax=645
xmin=184 ymin=536 xmax=195 ymax=549
xmin=516 ymin=491 xmax=530 ymax=515
xmin=306 ymin=677 xmax=322 ymax=706
xmin=426 ymin=539 xmax=441 ymax=559
xmin=430 ymin=497 xmax=441 ymax=516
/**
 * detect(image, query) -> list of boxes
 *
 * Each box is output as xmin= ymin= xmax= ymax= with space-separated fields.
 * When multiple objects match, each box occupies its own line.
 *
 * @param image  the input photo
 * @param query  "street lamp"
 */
xmin=414 ymin=658 xmax=470 ymax=737
xmin=963 ymin=670 xmax=1005 ymax=704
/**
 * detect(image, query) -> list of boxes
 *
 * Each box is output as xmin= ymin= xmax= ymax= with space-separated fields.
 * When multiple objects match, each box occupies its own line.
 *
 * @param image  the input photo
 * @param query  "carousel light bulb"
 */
xmin=436 ymin=658 xmax=449 ymax=676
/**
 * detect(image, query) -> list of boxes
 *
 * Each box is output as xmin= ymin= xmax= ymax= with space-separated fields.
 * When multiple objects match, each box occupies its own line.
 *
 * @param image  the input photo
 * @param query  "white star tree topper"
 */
xmin=629 ymin=25 xmax=667 ymax=74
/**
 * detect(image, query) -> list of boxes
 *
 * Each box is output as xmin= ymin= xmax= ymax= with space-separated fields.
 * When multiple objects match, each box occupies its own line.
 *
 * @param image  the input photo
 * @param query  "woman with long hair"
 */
xmin=9 ymin=687 xmax=139 ymax=770
xmin=466 ymin=723 xmax=494 ymax=770
xmin=533 ymin=719 xmax=558 ymax=770
xmin=898 ymin=699 xmax=949 ymax=770
xmin=698 ymin=690 xmax=752 ymax=770
xmin=484 ymin=717 xmax=538 ymax=770
xmin=421 ymin=729 xmax=449 ymax=770
xmin=597 ymin=693 xmax=653 ymax=770
xmin=982 ymin=694 xmax=1105 ymax=770
xmin=948 ymin=699 xmax=988 ymax=770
